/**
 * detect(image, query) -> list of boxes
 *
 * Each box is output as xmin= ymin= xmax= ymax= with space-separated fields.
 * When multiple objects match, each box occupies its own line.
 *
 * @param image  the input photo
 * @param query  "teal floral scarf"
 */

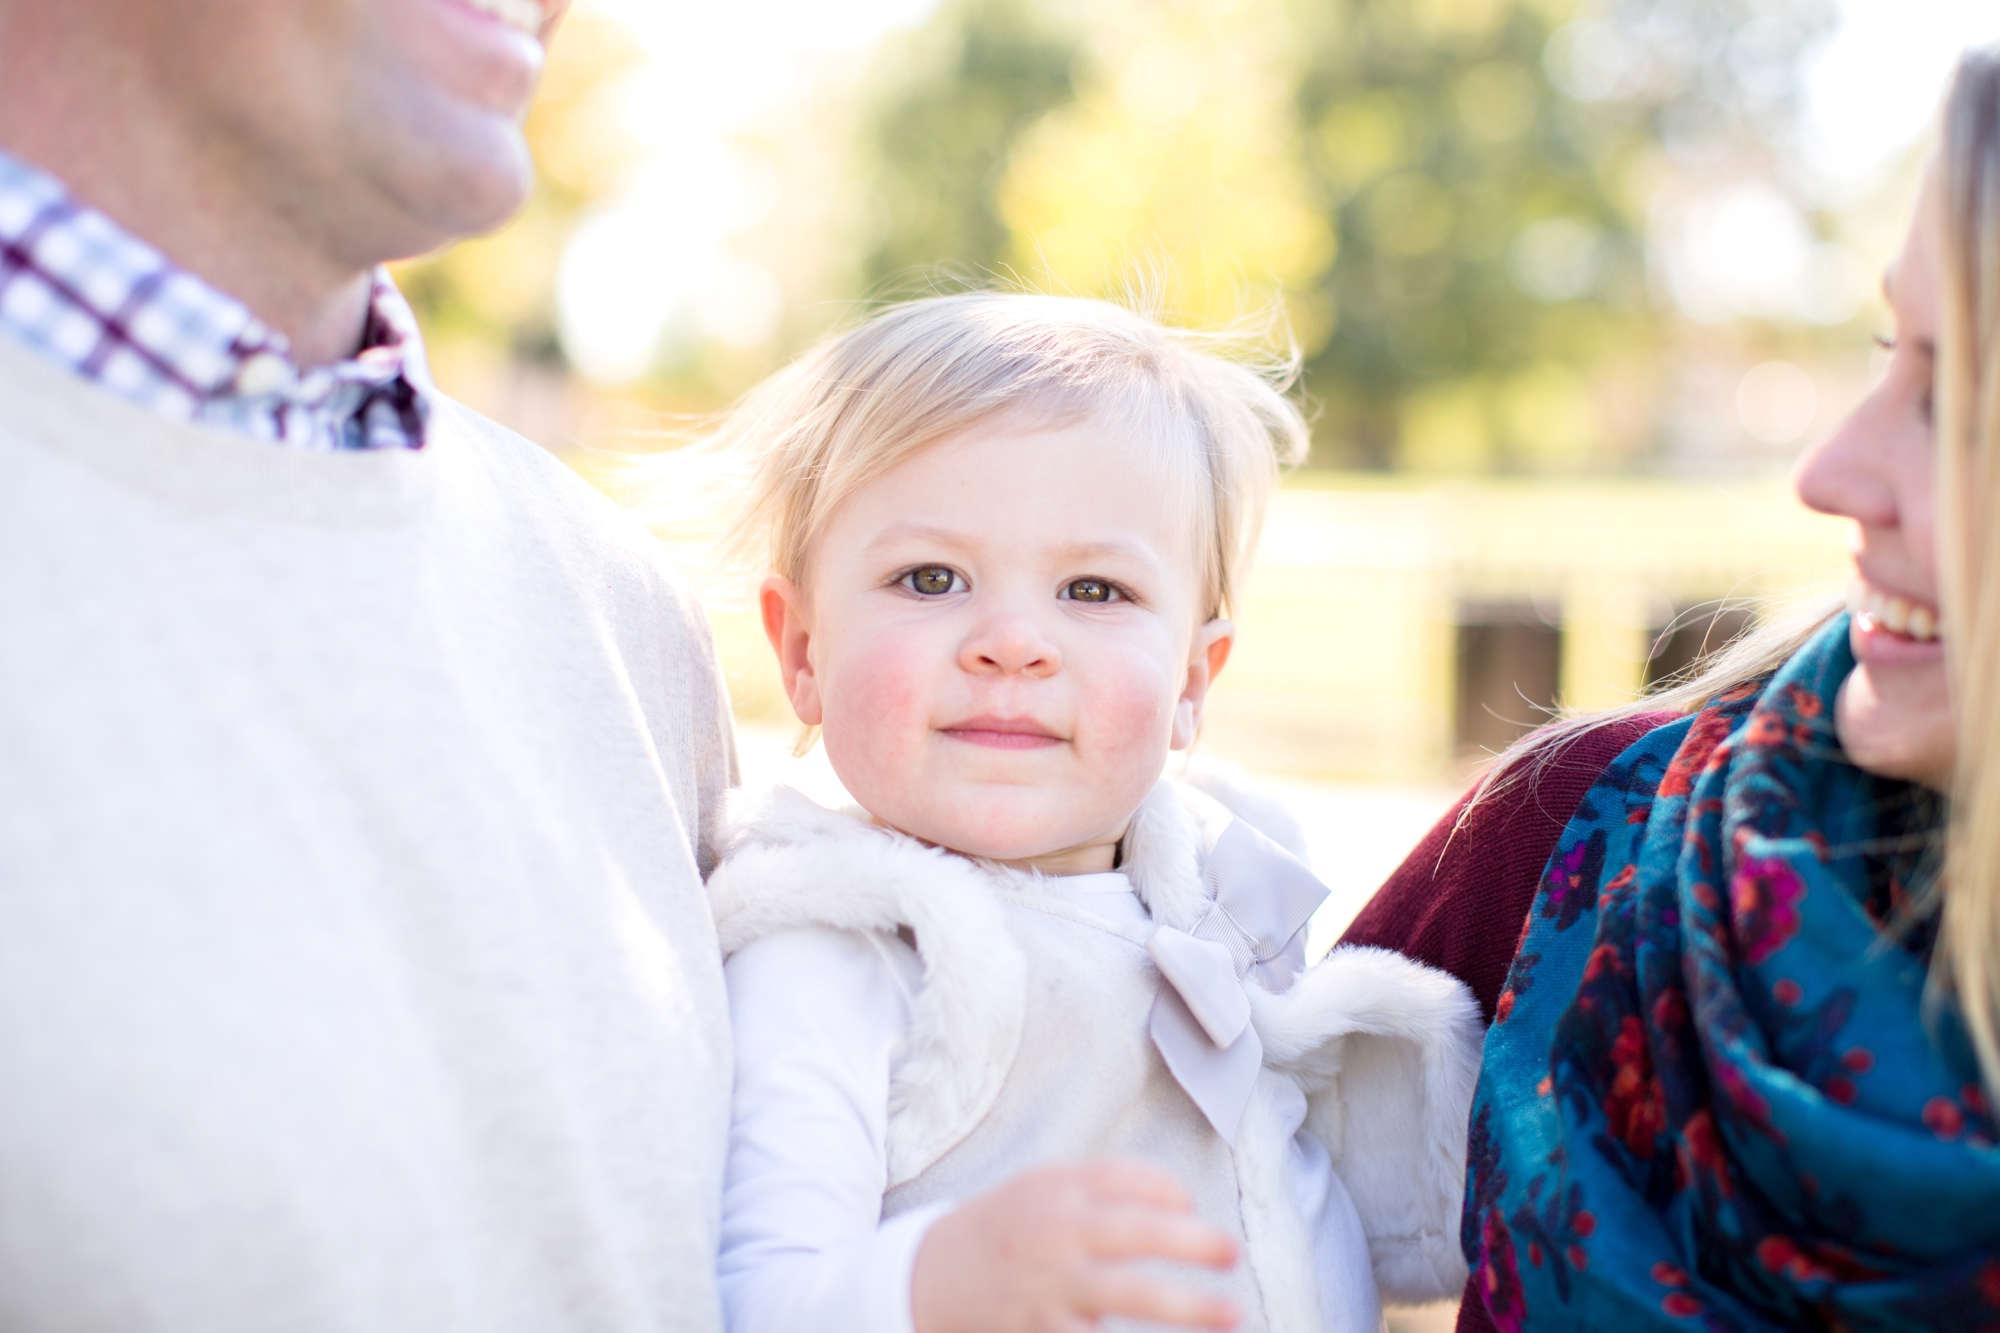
xmin=1465 ymin=615 xmax=2000 ymax=1331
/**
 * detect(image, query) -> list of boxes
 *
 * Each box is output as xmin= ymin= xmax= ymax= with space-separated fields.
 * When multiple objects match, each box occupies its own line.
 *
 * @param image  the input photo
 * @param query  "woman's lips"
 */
xmin=1847 ymin=576 xmax=1940 ymax=641
xmin=1847 ymin=576 xmax=1945 ymax=666
xmin=939 ymin=718 xmax=1064 ymax=750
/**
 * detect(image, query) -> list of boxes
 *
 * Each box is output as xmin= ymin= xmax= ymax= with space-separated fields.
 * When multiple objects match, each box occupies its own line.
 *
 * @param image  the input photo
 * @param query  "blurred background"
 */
xmin=399 ymin=9 xmax=1999 ymax=1319
xmin=396 ymin=0 xmax=1997 ymax=931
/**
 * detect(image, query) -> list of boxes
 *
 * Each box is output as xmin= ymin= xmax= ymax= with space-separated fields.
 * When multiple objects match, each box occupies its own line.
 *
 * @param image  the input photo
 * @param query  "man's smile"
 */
xmin=454 ymin=0 xmax=548 ymax=37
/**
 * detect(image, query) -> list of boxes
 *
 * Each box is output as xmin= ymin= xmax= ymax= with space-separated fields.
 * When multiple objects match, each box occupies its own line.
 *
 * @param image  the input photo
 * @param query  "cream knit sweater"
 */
xmin=0 ymin=335 xmax=736 ymax=1332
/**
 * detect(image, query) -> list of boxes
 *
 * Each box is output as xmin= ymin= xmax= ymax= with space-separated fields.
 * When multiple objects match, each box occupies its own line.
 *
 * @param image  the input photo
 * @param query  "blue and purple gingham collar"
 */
xmin=0 ymin=147 xmax=429 ymax=451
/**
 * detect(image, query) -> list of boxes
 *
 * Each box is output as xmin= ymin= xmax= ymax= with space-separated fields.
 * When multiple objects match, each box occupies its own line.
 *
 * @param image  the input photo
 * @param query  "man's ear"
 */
xmin=1170 ymin=618 xmax=1234 ymax=750
xmin=760 ymin=575 xmax=823 ymax=726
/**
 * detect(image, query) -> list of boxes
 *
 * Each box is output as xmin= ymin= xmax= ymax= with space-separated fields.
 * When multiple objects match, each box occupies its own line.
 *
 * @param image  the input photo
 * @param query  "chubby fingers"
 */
xmin=1086 ymin=1204 xmax=1238 ymax=1268
xmin=1071 ymin=1158 xmax=1197 ymax=1210
xmin=1077 ymin=1265 xmax=1242 ymax=1331
xmin=907 ymin=1159 xmax=1243 ymax=1333
xmin=1069 ymin=1160 xmax=1238 ymax=1270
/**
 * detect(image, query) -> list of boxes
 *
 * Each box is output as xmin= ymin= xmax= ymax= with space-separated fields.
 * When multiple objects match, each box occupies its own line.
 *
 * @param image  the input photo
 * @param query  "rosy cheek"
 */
xmin=1076 ymin=649 xmax=1178 ymax=761
xmin=818 ymin=623 xmax=936 ymax=790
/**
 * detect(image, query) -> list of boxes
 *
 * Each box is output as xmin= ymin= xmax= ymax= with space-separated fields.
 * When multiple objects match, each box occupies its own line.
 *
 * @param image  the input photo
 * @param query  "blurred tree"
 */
xmin=836 ymin=0 xmax=1837 ymax=471
xmin=855 ymin=0 xmax=1081 ymax=292
xmin=1293 ymin=0 xmax=1836 ymax=468
xmin=997 ymin=0 xmax=1333 ymax=330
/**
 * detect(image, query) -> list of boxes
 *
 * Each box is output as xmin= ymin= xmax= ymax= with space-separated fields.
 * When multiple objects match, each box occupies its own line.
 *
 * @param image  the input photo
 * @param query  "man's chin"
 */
xmin=369 ymin=124 xmax=535 ymax=259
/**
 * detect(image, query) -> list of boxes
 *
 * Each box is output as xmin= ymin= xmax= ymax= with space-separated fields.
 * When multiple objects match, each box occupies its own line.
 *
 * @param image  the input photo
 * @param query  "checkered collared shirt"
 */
xmin=0 ymin=148 xmax=429 ymax=451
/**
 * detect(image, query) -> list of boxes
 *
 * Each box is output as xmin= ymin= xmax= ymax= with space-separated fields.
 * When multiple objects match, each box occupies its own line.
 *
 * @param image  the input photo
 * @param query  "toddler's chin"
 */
xmin=879 ymin=803 xmax=1102 ymax=867
xmin=906 ymin=820 xmax=1063 ymax=864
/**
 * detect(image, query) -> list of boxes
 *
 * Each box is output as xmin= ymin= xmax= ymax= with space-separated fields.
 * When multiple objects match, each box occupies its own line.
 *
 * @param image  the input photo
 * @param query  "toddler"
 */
xmin=696 ymin=295 xmax=1481 ymax=1333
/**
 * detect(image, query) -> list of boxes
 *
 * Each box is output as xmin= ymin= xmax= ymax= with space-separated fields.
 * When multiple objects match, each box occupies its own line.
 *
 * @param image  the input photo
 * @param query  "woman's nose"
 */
xmin=1793 ymin=389 xmax=1901 ymax=530
xmin=959 ymin=612 xmax=1061 ymax=677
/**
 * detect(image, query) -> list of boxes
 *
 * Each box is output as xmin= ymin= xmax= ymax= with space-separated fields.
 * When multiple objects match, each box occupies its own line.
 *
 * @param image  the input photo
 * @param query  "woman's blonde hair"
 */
xmin=1471 ymin=47 xmax=2000 ymax=1096
xmin=1936 ymin=44 xmax=2000 ymax=1099
xmin=1465 ymin=595 xmax=1840 ymax=806
xmin=647 ymin=292 xmax=1309 ymax=621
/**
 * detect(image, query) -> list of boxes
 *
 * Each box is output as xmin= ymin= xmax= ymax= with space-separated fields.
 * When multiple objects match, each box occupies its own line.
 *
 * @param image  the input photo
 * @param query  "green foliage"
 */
xmin=1294 ymin=0 xmax=1834 ymax=468
xmin=1295 ymin=3 xmax=1626 ymax=465
xmin=844 ymin=0 xmax=1839 ymax=470
xmin=856 ymin=0 xmax=1081 ymax=293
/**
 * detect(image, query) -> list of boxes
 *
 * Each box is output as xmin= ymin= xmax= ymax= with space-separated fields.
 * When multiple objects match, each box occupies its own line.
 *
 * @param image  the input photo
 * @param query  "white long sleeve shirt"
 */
xmin=718 ymin=874 xmax=1374 ymax=1333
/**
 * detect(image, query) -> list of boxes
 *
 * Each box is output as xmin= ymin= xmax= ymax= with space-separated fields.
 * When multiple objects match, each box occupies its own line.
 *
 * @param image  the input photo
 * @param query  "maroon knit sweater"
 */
xmin=1338 ymin=713 xmax=1679 ymax=1333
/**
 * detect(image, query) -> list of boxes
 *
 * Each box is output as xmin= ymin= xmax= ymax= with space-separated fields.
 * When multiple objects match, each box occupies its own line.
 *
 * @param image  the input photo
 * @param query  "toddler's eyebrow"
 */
xmin=864 ymin=522 xmax=1158 ymax=567
xmin=1050 ymin=537 xmax=1158 ymax=565
xmin=863 ymin=521 xmax=975 ymax=555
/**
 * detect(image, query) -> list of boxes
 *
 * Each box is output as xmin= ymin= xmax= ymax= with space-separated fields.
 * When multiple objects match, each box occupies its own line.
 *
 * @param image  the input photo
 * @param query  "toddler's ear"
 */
xmin=760 ymin=576 xmax=824 ymax=726
xmin=1171 ymin=619 xmax=1234 ymax=750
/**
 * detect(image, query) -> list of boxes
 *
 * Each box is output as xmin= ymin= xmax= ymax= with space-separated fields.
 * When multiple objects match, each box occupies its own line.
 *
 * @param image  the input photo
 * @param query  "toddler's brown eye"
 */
xmin=906 ymin=566 xmax=960 ymax=595
xmin=1065 ymin=578 xmax=1115 ymax=603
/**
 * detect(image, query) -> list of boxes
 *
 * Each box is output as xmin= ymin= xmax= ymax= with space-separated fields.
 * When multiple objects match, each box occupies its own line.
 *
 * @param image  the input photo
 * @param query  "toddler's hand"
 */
xmin=909 ymin=1159 xmax=1241 ymax=1333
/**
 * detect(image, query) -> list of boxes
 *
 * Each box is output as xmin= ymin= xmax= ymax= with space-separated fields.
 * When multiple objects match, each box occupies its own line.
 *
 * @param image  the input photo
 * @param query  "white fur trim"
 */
xmin=1177 ymin=756 xmax=1313 ymax=864
xmin=1252 ymin=944 xmax=1483 ymax=1305
xmin=707 ymin=786 xmax=1026 ymax=1186
xmin=712 ymin=782 xmax=1484 ymax=1310
xmin=1231 ymin=1072 xmax=1326 ymax=1330
xmin=1117 ymin=782 xmax=1213 ymax=931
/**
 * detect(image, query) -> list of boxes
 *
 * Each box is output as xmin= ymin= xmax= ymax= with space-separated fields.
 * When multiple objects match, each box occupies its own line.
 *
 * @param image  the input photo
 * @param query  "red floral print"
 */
xmin=1676 ymin=1109 xmax=1733 ymax=1198
xmin=1924 ymin=1096 xmax=1966 ymax=1140
xmin=1745 ymin=712 xmax=1788 ymax=749
xmin=1659 ymin=708 xmax=1735 ymax=797
xmin=1733 ymin=855 xmax=1805 ymax=964
xmin=1605 ymin=1015 xmax=1666 ymax=1158
xmin=1479 ymin=1208 xmax=1527 ymax=1333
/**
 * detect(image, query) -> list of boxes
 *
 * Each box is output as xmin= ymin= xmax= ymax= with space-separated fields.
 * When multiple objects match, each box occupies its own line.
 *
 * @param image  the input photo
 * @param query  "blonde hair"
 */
xmin=1936 ymin=44 xmax=2000 ymax=1100
xmin=659 ymin=292 xmax=1309 ymax=621
xmin=1469 ymin=48 xmax=2000 ymax=1098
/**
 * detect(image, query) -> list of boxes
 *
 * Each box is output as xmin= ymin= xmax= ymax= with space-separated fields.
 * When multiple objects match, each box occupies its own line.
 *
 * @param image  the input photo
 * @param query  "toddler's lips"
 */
xmin=940 ymin=718 xmax=1064 ymax=750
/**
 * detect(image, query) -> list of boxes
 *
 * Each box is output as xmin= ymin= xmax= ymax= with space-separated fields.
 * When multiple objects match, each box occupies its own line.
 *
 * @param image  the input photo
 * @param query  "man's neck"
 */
xmin=0 ymin=19 xmax=374 ymax=367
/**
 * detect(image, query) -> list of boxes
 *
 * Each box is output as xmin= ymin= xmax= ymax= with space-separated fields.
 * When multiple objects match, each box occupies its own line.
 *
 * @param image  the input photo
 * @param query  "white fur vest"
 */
xmin=707 ymin=778 xmax=1481 ymax=1329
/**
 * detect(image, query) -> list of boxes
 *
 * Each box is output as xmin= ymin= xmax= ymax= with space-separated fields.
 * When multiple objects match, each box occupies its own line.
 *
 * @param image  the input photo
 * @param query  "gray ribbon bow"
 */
xmin=1146 ymin=817 xmax=1329 ymax=1145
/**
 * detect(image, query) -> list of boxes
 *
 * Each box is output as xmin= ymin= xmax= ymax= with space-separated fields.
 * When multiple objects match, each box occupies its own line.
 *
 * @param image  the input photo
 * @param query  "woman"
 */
xmin=1345 ymin=48 xmax=2000 ymax=1332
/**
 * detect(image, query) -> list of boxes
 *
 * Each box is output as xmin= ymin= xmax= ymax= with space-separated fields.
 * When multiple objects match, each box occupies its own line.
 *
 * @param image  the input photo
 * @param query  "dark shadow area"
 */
xmin=1456 ymin=599 xmax=1564 ymax=758
xmin=1644 ymin=603 xmax=1756 ymax=689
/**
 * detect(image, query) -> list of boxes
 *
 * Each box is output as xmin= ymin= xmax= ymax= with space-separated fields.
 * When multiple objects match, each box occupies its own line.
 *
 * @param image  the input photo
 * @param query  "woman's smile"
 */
xmin=1847 ymin=575 xmax=1945 ymax=667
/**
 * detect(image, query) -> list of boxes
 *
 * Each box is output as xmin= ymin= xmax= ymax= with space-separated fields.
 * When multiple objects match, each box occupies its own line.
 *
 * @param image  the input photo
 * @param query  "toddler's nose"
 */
xmin=960 ymin=615 xmax=1060 ymax=677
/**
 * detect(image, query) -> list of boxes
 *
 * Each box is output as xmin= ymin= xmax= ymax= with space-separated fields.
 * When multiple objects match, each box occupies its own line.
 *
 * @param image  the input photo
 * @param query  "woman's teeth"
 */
xmin=1846 ymin=579 xmax=1941 ymax=642
xmin=463 ymin=0 xmax=543 ymax=34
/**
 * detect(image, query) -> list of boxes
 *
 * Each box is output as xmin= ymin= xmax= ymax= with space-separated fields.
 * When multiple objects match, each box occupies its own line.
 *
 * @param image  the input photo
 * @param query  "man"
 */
xmin=0 ymin=3 xmax=736 ymax=1329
